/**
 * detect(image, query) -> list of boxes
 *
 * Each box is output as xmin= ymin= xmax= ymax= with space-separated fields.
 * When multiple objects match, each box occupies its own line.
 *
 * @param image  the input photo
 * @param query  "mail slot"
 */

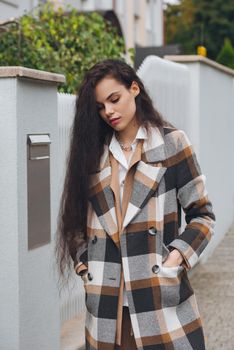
xmin=27 ymin=134 xmax=51 ymax=249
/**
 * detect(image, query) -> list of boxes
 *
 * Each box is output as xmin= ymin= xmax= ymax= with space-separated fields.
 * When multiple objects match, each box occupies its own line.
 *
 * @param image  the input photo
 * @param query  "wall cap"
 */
xmin=0 ymin=66 xmax=66 ymax=83
xmin=164 ymin=55 xmax=234 ymax=77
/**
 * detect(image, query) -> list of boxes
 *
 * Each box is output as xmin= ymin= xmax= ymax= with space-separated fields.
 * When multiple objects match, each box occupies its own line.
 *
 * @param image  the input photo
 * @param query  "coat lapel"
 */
xmin=88 ymin=126 xmax=168 ymax=242
xmin=88 ymin=144 xmax=119 ymax=247
xmin=122 ymin=126 xmax=167 ymax=229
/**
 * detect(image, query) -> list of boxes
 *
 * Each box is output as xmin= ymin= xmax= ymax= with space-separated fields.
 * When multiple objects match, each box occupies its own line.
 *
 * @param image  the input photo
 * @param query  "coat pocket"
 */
xmin=157 ymin=264 xmax=183 ymax=307
xmin=161 ymin=241 xmax=184 ymax=275
xmin=156 ymin=238 xmax=194 ymax=307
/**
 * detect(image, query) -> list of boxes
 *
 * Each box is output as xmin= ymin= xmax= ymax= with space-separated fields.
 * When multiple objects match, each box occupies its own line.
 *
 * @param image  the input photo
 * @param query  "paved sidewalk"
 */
xmin=190 ymin=225 xmax=234 ymax=350
xmin=61 ymin=313 xmax=85 ymax=350
xmin=61 ymin=225 xmax=234 ymax=350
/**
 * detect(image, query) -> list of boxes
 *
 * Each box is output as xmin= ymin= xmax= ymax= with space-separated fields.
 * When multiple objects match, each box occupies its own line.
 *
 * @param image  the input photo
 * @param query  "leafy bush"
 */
xmin=0 ymin=2 xmax=126 ymax=93
xmin=216 ymin=38 xmax=234 ymax=70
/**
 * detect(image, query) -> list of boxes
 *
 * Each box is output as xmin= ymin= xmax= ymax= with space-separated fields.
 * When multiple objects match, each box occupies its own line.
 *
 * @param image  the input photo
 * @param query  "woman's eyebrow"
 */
xmin=106 ymin=90 xmax=120 ymax=100
xmin=96 ymin=90 xmax=120 ymax=104
xmin=96 ymin=90 xmax=120 ymax=105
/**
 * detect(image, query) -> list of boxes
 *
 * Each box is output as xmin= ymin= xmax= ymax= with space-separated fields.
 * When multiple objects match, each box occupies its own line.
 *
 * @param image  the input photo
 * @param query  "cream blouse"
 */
xmin=109 ymin=126 xmax=148 ymax=306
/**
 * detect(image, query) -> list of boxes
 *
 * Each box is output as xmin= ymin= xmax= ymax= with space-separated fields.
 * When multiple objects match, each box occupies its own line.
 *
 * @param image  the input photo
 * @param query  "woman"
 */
xmin=57 ymin=59 xmax=215 ymax=350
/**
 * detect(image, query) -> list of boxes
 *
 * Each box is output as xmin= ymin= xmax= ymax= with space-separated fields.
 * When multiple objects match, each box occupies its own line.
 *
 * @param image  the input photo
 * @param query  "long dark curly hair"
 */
xmin=56 ymin=58 xmax=170 ymax=279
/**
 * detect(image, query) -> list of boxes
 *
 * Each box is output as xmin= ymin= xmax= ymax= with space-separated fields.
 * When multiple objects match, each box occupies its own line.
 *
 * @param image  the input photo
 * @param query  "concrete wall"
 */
xmin=164 ymin=55 xmax=234 ymax=260
xmin=0 ymin=77 xmax=19 ymax=349
xmin=0 ymin=67 xmax=65 ymax=350
xmin=199 ymin=63 xmax=234 ymax=257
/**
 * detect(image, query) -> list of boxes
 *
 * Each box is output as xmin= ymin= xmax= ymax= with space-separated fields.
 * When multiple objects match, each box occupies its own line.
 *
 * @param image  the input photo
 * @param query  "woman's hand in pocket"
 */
xmin=162 ymin=248 xmax=184 ymax=268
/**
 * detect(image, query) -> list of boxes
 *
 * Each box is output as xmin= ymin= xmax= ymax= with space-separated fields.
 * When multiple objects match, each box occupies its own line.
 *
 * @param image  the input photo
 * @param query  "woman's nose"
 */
xmin=105 ymin=104 xmax=114 ymax=116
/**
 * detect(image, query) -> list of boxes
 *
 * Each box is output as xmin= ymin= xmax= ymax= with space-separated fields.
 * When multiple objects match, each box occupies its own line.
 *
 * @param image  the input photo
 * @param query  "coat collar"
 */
xmin=88 ymin=125 xmax=167 ymax=247
xmin=141 ymin=124 xmax=167 ymax=162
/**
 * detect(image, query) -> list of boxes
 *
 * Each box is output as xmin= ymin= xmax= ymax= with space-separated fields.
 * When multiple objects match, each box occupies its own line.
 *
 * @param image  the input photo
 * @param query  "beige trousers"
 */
xmin=119 ymin=307 xmax=137 ymax=350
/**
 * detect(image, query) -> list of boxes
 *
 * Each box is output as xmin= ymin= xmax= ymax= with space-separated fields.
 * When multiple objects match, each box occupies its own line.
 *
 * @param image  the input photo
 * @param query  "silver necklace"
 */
xmin=116 ymin=133 xmax=134 ymax=152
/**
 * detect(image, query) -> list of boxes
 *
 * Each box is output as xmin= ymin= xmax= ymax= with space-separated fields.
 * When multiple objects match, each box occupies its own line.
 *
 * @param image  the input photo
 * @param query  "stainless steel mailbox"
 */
xmin=27 ymin=134 xmax=51 ymax=250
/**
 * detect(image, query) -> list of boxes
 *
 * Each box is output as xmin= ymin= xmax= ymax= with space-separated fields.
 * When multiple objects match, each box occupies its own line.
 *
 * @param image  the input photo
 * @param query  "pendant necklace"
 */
xmin=116 ymin=133 xmax=134 ymax=152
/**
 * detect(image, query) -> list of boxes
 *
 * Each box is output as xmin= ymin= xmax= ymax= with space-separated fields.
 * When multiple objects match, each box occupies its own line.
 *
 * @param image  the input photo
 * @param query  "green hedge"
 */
xmin=0 ymin=3 xmax=126 ymax=93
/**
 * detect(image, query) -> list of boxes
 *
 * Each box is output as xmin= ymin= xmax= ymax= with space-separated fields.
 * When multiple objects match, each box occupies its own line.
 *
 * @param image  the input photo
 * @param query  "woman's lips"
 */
xmin=109 ymin=117 xmax=121 ymax=125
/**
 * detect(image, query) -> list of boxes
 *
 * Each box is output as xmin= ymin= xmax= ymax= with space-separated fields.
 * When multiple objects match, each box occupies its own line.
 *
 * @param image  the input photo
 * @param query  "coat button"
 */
xmin=148 ymin=227 xmax=157 ymax=235
xmin=87 ymin=272 xmax=93 ymax=281
xmin=92 ymin=235 xmax=97 ymax=244
xmin=152 ymin=265 xmax=160 ymax=274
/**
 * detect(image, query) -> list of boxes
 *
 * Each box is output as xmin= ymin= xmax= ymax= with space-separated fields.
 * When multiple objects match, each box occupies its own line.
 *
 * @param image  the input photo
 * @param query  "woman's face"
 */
xmin=95 ymin=76 xmax=140 ymax=132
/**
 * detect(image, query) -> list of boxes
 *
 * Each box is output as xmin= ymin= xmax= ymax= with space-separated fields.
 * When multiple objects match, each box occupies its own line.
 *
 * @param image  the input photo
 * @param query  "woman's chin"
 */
xmin=110 ymin=123 xmax=125 ymax=131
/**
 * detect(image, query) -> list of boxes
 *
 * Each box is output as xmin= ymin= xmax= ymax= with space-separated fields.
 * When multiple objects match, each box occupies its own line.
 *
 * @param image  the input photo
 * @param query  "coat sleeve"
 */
xmin=72 ymin=236 xmax=88 ymax=276
xmin=168 ymin=130 xmax=215 ymax=271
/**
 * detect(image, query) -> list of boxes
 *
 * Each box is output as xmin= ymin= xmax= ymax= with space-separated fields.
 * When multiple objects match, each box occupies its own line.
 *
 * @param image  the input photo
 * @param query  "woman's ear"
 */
xmin=130 ymin=81 xmax=140 ymax=97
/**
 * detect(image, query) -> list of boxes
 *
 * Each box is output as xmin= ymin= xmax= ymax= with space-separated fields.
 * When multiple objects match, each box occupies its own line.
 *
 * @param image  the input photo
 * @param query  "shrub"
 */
xmin=0 ymin=2 xmax=126 ymax=93
xmin=216 ymin=38 xmax=234 ymax=70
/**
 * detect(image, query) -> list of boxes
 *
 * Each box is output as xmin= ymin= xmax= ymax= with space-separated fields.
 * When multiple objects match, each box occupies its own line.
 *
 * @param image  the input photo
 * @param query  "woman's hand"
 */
xmin=162 ymin=249 xmax=184 ymax=267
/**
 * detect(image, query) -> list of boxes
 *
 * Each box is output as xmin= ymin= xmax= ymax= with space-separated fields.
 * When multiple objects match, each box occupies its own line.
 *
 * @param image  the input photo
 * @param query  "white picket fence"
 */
xmin=57 ymin=93 xmax=86 ymax=323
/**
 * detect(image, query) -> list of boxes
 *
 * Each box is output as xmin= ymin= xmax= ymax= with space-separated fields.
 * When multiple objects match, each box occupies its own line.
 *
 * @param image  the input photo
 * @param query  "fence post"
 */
xmin=0 ymin=66 xmax=65 ymax=350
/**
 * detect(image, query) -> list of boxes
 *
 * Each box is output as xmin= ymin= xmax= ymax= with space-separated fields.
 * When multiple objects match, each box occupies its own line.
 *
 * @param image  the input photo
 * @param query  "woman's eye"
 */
xmin=111 ymin=98 xmax=119 ymax=103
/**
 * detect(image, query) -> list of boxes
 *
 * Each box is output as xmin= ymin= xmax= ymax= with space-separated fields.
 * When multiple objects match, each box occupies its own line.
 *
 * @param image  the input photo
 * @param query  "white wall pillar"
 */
xmin=124 ymin=0 xmax=134 ymax=64
xmin=154 ymin=0 xmax=164 ymax=46
xmin=0 ymin=66 xmax=65 ymax=350
xmin=136 ymin=0 xmax=147 ymax=46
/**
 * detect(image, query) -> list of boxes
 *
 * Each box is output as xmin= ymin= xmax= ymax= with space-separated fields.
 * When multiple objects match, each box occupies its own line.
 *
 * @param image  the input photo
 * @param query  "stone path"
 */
xmin=61 ymin=225 xmax=234 ymax=350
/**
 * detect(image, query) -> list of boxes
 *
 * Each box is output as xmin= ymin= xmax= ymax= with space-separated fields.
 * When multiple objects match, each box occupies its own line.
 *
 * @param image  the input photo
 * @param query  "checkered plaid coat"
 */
xmin=74 ymin=125 xmax=215 ymax=350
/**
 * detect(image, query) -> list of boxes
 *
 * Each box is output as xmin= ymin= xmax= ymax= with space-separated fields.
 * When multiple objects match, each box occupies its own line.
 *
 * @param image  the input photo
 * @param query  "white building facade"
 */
xmin=0 ymin=0 xmax=38 ymax=20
